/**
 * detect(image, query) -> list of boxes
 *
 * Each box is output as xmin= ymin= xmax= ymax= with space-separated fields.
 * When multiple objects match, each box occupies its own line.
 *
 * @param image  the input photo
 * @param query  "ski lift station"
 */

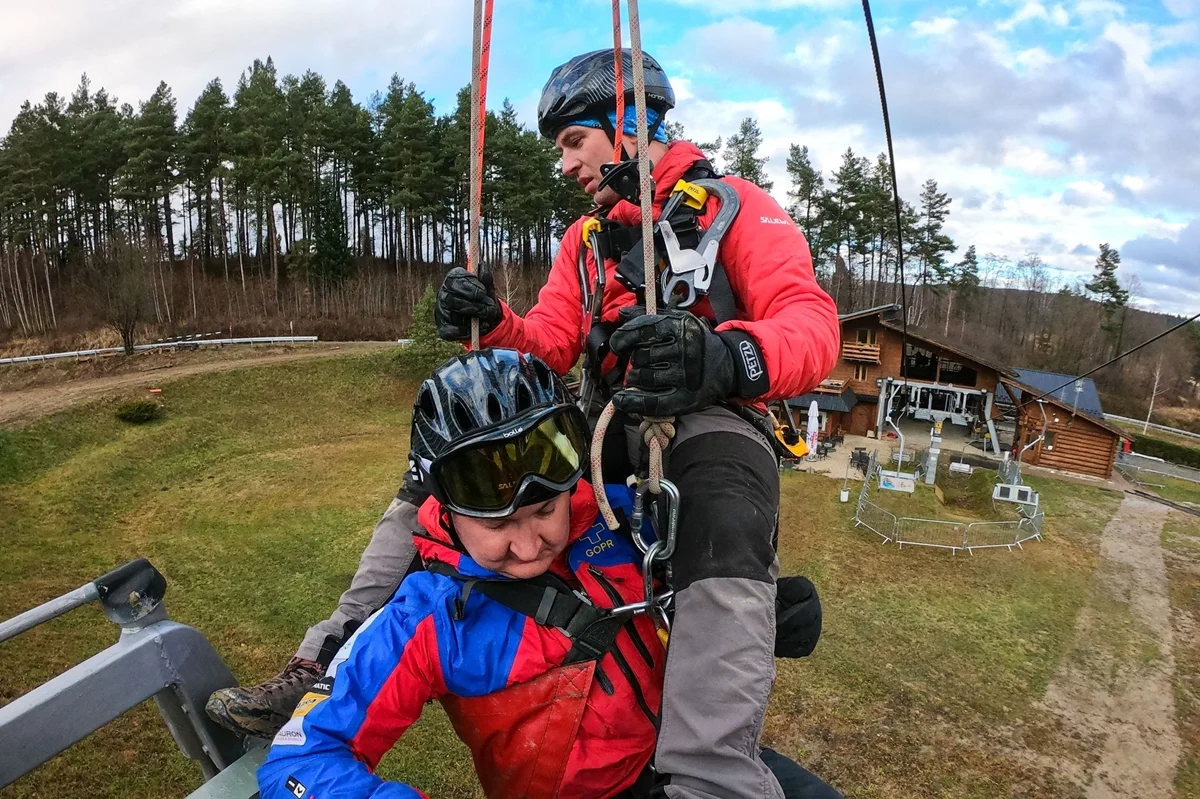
xmin=785 ymin=304 xmax=1123 ymax=479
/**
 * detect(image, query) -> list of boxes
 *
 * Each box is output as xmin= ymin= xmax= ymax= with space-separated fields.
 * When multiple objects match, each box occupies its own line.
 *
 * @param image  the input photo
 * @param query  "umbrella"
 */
xmin=806 ymin=400 xmax=820 ymax=460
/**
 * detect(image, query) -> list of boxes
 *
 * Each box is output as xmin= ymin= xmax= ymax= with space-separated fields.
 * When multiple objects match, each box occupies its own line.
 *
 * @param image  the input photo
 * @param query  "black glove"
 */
xmin=775 ymin=576 xmax=821 ymax=658
xmin=434 ymin=267 xmax=502 ymax=341
xmin=607 ymin=308 xmax=769 ymax=417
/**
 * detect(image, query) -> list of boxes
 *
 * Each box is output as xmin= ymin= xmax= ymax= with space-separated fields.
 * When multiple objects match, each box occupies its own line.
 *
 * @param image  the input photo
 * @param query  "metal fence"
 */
xmin=0 ymin=336 xmax=319 ymax=365
xmin=1105 ymin=413 xmax=1200 ymax=442
xmin=853 ymin=448 xmax=1044 ymax=555
xmin=1115 ymin=453 xmax=1200 ymax=488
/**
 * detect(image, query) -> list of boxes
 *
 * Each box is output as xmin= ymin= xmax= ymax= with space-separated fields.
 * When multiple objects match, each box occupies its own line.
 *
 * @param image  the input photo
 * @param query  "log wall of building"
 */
xmin=1015 ymin=401 xmax=1118 ymax=479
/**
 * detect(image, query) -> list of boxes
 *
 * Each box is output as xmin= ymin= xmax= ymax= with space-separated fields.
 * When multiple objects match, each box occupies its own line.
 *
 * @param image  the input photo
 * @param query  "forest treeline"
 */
xmin=0 ymin=58 xmax=1196 ymax=414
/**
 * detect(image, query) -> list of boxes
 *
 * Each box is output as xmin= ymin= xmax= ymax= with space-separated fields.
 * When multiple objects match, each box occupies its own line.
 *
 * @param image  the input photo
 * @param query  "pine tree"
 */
xmin=182 ymin=79 xmax=232 ymax=264
xmin=785 ymin=144 xmax=823 ymax=249
xmin=722 ymin=118 xmax=771 ymax=190
xmin=1085 ymin=242 xmax=1129 ymax=354
xmin=663 ymin=120 xmax=687 ymax=143
xmin=310 ymin=176 xmax=353 ymax=287
xmin=912 ymin=179 xmax=955 ymax=324
xmin=944 ymin=244 xmax=979 ymax=336
xmin=121 ymin=81 xmax=178 ymax=254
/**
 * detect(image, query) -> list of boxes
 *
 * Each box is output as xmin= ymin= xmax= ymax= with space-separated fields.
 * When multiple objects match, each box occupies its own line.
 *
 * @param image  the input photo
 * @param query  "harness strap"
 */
xmin=425 ymin=560 xmax=631 ymax=663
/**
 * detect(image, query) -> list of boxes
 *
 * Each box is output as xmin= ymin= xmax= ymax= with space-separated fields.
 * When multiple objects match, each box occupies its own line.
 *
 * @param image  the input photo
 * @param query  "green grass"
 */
xmin=770 ymin=471 xmax=1123 ymax=797
xmin=1154 ymin=475 xmax=1200 ymax=507
xmin=1163 ymin=511 xmax=1200 ymax=797
xmin=1 ymin=353 xmax=1130 ymax=798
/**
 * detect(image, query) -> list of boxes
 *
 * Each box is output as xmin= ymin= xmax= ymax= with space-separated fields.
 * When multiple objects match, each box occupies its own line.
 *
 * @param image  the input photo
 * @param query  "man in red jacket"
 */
xmin=433 ymin=49 xmax=840 ymax=799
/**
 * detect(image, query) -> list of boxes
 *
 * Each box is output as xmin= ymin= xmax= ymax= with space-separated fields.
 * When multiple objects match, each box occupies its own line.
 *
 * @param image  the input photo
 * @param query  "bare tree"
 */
xmin=81 ymin=239 xmax=150 ymax=355
xmin=1143 ymin=355 xmax=1170 ymax=432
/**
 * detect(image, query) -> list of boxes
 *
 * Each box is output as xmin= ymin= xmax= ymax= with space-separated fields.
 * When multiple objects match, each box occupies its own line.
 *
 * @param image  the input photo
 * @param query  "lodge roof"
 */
xmin=787 ymin=388 xmax=859 ymax=414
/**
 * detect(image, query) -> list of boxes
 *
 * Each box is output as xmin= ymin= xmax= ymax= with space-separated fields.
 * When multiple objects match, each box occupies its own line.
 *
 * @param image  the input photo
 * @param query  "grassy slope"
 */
xmin=1155 ymin=476 xmax=1200 ymax=508
xmin=1114 ymin=419 xmax=1200 ymax=452
xmin=1163 ymin=511 xmax=1200 ymax=796
xmin=1 ymin=353 xmax=1128 ymax=798
xmin=769 ymin=472 xmax=1122 ymax=798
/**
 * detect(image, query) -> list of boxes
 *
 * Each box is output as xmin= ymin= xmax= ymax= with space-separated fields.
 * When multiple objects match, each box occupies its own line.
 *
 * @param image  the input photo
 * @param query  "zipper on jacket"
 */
xmin=609 ymin=645 xmax=659 ymax=729
xmin=589 ymin=566 xmax=656 ymax=668
xmin=594 ymin=662 xmax=615 ymax=696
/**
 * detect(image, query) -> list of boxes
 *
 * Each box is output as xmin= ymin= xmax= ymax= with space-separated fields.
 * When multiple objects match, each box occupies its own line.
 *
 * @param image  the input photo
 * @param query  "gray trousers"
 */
xmin=294 ymin=498 xmax=420 ymax=665
xmin=294 ymin=406 xmax=783 ymax=799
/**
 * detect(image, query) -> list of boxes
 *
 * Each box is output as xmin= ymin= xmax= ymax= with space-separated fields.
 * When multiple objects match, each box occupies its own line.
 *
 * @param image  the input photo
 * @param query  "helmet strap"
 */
xmin=596 ymin=111 xmax=631 ymax=160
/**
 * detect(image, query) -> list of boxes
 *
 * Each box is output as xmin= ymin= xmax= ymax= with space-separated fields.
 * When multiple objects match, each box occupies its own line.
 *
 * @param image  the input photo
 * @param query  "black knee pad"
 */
xmin=665 ymin=431 xmax=780 ymax=589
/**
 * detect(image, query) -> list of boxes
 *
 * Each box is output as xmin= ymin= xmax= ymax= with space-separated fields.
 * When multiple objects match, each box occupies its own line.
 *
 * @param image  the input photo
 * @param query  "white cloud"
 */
xmin=663 ymin=0 xmax=852 ymax=9
xmin=1118 ymin=175 xmax=1152 ymax=194
xmin=1073 ymin=0 xmax=1124 ymax=24
xmin=912 ymin=17 xmax=959 ymax=37
xmin=1001 ymin=143 xmax=1067 ymax=177
xmin=997 ymin=2 xmax=1070 ymax=31
xmin=1073 ymin=0 xmax=1125 ymax=24
xmin=0 ymin=0 xmax=470 ymax=125
xmin=1163 ymin=0 xmax=1200 ymax=18
xmin=1062 ymin=179 xmax=1114 ymax=205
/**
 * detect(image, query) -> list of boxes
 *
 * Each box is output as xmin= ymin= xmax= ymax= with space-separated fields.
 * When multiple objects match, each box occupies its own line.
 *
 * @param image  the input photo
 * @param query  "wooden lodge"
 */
xmin=788 ymin=304 xmax=1008 ymax=454
xmin=999 ymin=369 xmax=1121 ymax=479
xmin=786 ymin=304 xmax=1122 ymax=479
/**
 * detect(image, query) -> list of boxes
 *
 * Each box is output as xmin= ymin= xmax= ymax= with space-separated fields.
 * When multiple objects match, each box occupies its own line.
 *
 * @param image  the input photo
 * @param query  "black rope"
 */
xmin=859 ymin=2 xmax=1200 ymax=444
xmin=1004 ymin=309 xmax=1200 ymax=421
xmin=862 ymin=0 xmax=911 ymax=423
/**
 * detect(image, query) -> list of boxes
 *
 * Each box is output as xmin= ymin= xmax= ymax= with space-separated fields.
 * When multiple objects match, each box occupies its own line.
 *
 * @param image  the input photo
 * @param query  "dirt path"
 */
xmin=0 ymin=342 xmax=395 ymax=428
xmin=1040 ymin=494 xmax=1183 ymax=797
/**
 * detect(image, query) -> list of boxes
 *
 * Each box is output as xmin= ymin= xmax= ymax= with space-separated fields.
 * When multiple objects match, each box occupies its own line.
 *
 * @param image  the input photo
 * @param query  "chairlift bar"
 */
xmin=0 ymin=583 xmax=100 ymax=644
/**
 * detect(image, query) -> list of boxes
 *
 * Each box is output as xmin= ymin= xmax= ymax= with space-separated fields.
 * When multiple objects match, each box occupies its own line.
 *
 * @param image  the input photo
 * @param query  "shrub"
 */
xmin=394 ymin=283 xmax=464 ymax=379
xmin=115 ymin=399 xmax=162 ymax=424
xmin=1130 ymin=433 xmax=1200 ymax=469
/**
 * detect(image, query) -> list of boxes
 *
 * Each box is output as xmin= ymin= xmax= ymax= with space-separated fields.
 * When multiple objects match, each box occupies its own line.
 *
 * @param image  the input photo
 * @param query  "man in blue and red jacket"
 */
xmin=258 ymin=349 xmax=840 ymax=799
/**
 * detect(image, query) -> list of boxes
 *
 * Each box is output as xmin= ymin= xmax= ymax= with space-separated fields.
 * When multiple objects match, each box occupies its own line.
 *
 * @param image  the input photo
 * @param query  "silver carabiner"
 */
xmin=649 ymin=479 xmax=680 ymax=561
xmin=660 ymin=179 xmax=741 ymax=307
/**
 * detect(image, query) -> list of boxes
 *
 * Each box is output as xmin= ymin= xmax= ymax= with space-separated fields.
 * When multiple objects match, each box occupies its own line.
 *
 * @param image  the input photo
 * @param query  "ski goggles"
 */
xmin=431 ymin=404 xmax=590 ymax=518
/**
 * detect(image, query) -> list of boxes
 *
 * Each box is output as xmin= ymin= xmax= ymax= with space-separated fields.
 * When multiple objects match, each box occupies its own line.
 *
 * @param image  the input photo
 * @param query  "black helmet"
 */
xmin=409 ymin=348 xmax=589 ymax=517
xmin=537 ymin=48 xmax=675 ymax=140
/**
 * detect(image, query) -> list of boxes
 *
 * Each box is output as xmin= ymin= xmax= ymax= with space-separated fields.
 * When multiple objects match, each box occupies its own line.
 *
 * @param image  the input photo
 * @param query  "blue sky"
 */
xmin=1 ymin=0 xmax=1198 ymax=314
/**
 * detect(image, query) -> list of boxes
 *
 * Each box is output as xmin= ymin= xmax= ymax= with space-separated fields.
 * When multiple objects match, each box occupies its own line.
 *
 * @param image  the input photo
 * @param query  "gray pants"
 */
xmin=294 ymin=497 xmax=420 ymax=665
xmin=295 ymin=407 xmax=783 ymax=799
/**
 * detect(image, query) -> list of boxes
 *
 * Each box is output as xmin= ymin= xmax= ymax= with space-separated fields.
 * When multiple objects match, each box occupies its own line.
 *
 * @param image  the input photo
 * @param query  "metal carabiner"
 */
xmin=660 ymin=179 xmax=741 ymax=307
xmin=630 ymin=477 xmax=680 ymax=561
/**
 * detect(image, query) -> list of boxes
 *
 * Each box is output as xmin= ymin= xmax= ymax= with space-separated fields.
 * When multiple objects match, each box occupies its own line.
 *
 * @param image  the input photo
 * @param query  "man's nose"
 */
xmin=508 ymin=531 xmax=544 ymax=561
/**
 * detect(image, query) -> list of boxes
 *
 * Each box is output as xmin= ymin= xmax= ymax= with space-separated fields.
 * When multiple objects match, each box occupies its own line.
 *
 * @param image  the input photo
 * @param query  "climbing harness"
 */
xmin=659 ymin=178 xmax=740 ymax=309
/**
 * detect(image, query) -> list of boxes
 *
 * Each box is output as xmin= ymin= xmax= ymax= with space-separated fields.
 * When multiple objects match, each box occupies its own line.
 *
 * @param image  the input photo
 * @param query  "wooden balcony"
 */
xmin=813 ymin=378 xmax=847 ymax=395
xmin=842 ymin=342 xmax=881 ymax=364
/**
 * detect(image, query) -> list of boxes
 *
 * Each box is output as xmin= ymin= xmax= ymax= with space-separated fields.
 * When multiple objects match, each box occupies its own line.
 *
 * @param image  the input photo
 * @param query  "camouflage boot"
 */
xmin=205 ymin=657 xmax=324 ymax=738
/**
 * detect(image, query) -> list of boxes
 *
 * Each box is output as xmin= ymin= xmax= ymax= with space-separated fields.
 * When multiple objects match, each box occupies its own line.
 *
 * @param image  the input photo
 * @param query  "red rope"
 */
xmin=470 ymin=0 xmax=495 ymax=274
xmin=467 ymin=0 xmax=494 ymax=348
xmin=611 ymin=0 xmax=625 ymax=162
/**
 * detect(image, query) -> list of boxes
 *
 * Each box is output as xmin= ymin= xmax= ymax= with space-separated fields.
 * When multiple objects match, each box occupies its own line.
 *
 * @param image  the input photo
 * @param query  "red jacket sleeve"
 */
xmin=479 ymin=219 xmax=587 ymax=375
xmin=711 ymin=177 xmax=840 ymax=401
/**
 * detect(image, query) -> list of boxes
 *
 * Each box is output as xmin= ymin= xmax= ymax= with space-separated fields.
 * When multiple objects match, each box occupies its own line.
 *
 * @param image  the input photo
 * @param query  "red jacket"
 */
xmin=257 ymin=483 xmax=665 ymax=799
xmin=481 ymin=141 xmax=840 ymax=401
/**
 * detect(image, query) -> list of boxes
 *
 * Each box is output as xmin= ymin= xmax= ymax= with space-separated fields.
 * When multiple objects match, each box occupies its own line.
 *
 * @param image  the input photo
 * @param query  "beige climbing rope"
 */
xmin=467 ymin=0 xmax=494 ymax=350
xmin=591 ymin=0 xmax=676 ymax=530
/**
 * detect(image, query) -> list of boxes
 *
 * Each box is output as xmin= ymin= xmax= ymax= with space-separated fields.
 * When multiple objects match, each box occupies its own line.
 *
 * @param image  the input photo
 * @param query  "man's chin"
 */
xmin=593 ymin=186 xmax=620 ymax=207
